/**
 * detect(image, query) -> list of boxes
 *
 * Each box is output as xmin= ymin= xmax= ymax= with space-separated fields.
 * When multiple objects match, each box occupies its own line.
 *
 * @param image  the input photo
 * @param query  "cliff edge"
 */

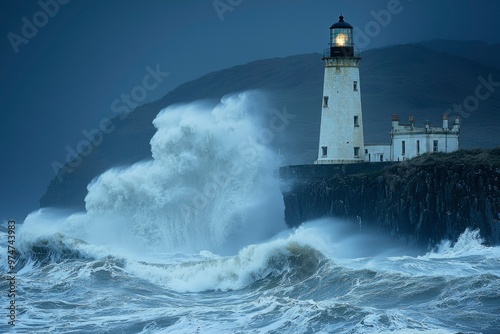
xmin=280 ymin=148 xmax=500 ymax=246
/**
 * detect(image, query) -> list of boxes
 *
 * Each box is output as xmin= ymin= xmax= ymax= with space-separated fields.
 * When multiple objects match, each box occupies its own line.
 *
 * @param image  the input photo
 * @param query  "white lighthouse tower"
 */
xmin=315 ymin=15 xmax=365 ymax=164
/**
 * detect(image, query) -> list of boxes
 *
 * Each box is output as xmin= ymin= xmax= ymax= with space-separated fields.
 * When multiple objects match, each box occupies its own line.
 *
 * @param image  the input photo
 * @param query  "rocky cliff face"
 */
xmin=280 ymin=148 xmax=500 ymax=247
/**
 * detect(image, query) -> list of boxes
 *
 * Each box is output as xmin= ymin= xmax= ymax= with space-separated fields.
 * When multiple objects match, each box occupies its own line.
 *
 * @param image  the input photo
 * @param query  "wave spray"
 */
xmin=27 ymin=91 xmax=286 ymax=255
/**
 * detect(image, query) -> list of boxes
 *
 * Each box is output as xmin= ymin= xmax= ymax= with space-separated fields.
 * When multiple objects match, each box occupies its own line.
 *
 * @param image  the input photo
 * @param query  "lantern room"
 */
xmin=328 ymin=15 xmax=355 ymax=57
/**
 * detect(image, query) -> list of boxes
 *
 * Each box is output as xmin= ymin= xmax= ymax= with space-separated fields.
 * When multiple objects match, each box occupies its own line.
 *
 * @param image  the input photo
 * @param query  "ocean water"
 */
xmin=2 ymin=93 xmax=499 ymax=333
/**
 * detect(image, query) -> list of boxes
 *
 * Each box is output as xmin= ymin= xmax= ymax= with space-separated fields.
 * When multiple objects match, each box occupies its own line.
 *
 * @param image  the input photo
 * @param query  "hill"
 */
xmin=418 ymin=39 xmax=500 ymax=69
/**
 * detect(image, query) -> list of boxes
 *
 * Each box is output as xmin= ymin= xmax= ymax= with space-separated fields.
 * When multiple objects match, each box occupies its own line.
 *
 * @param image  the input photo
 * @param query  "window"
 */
xmin=354 ymin=116 xmax=359 ymax=127
xmin=321 ymin=146 xmax=327 ymax=157
xmin=353 ymin=81 xmax=358 ymax=91
xmin=433 ymin=140 xmax=438 ymax=152
xmin=365 ymin=149 xmax=368 ymax=154
xmin=354 ymin=147 xmax=360 ymax=158
xmin=402 ymin=141 xmax=406 ymax=155
xmin=323 ymin=96 xmax=329 ymax=108
xmin=416 ymin=140 xmax=420 ymax=155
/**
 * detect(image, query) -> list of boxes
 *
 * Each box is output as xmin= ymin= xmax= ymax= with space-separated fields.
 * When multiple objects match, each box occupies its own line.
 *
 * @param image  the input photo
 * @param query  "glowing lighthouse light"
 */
xmin=335 ymin=33 xmax=348 ymax=46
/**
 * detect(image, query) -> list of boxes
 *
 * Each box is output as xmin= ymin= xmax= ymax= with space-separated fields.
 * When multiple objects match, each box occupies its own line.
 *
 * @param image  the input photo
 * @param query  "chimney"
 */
xmin=453 ymin=116 xmax=461 ymax=131
xmin=392 ymin=114 xmax=399 ymax=128
xmin=442 ymin=113 xmax=449 ymax=129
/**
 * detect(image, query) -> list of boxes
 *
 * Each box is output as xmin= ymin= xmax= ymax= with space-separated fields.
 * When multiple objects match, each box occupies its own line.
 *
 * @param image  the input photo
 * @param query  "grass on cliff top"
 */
xmin=402 ymin=147 xmax=500 ymax=167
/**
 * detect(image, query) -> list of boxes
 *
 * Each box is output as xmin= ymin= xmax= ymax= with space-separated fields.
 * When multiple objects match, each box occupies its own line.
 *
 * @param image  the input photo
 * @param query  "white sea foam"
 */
xmin=126 ymin=225 xmax=326 ymax=292
xmin=425 ymin=228 xmax=497 ymax=258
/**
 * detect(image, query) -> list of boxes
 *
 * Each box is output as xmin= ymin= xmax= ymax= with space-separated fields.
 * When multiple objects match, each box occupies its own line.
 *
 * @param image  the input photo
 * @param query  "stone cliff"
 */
xmin=280 ymin=148 xmax=500 ymax=246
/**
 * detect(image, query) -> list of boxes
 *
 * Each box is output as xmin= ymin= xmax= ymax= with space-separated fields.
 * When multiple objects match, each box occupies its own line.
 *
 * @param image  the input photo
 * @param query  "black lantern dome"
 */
xmin=330 ymin=15 xmax=353 ymax=29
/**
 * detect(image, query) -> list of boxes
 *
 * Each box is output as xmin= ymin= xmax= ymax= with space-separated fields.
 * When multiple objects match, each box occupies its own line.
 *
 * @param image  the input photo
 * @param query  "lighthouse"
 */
xmin=315 ymin=15 xmax=365 ymax=164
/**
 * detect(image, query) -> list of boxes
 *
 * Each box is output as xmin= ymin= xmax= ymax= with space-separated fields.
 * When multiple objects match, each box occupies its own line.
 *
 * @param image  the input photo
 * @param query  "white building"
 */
xmin=315 ymin=16 xmax=460 ymax=164
xmin=315 ymin=15 xmax=364 ymax=164
xmin=365 ymin=114 xmax=460 ymax=162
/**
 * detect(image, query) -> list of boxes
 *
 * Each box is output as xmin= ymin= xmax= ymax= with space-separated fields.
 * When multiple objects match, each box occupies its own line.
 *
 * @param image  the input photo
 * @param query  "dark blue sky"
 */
xmin=1 ymin=0 xmax=500 ymax=221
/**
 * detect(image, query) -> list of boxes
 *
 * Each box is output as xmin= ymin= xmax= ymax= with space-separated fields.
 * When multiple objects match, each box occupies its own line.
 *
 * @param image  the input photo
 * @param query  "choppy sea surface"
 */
xmin=2 ymin=93 xmax=499 ymax=333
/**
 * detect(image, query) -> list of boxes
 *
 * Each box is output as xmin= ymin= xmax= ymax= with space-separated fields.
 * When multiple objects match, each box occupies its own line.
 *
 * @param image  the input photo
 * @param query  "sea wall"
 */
xmin=280 ymin=148 xmax=500 ymax=246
